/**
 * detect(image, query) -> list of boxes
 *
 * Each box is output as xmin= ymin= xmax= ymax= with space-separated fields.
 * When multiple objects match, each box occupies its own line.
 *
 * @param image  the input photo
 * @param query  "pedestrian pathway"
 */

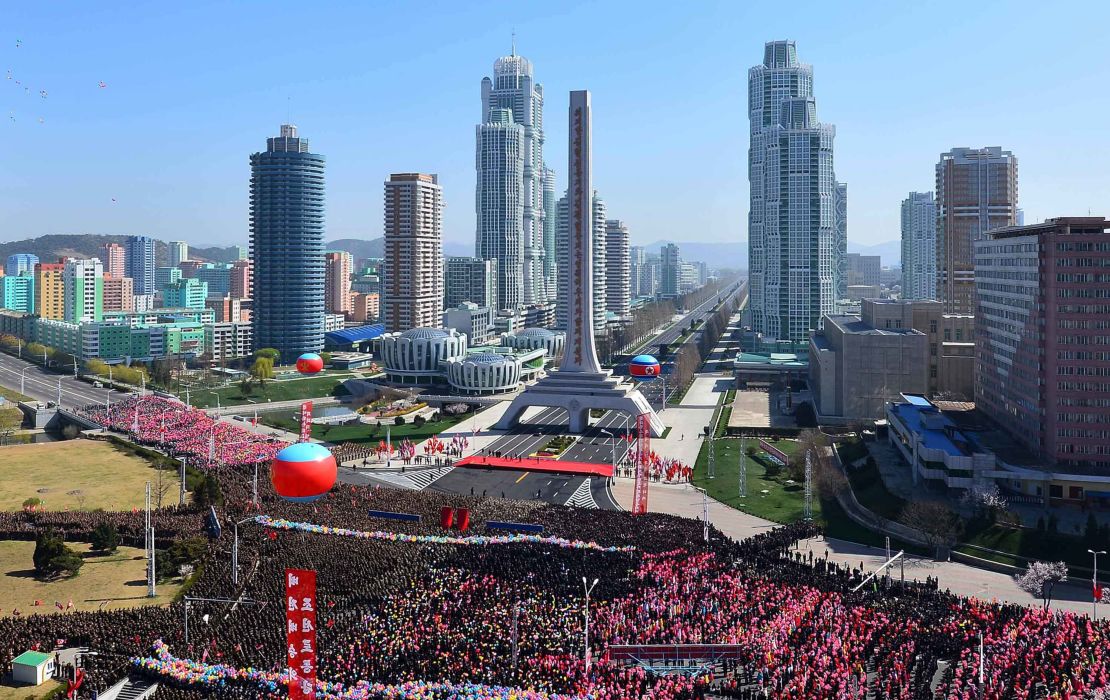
xmin=565 ymin=479 xmax=597 ymax=509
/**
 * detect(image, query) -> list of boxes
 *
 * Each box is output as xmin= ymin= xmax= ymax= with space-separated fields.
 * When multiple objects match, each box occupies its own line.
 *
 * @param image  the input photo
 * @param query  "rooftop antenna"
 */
xmin=511 ymin=29 xmax=516 ymax=57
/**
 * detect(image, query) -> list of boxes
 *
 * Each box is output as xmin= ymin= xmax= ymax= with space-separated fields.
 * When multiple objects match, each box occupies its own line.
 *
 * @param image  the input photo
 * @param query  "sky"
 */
xmin=3 ymin=0 xmax=1110 ymax=253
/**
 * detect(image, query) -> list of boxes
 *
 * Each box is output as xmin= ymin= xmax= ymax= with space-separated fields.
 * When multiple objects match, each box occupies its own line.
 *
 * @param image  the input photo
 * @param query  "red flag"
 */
xmin=1094 ymin=583 xmax=1103 ymax=602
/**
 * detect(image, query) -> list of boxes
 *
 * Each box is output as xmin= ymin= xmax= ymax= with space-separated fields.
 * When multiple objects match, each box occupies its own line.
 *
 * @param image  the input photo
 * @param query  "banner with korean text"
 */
xmin=299 ymin=401 xmax=313 ymax=443
xmin=285 ymin=568 xmax=317 ymax=700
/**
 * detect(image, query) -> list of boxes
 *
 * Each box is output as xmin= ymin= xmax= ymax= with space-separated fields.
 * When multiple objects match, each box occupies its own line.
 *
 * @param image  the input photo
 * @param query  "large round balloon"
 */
xmin=296 ymin=352 xmax=324 ymax=375
xmin=629 ymin=354 xmax=661 ymax=379
xmin=271 ymin=442 xmax=337 ymax=503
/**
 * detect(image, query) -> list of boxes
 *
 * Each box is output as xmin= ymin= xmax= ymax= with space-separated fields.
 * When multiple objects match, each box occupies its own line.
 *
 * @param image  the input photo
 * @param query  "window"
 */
xmin=930 ymin=343 xmax=937 ymax=357
xmin=1050 ymin=485 xmax=1063 ymax=499
xmin=929 ymin=320 xmax=938 ymax=334
xmin=1069 ymin=486 xmax=1084 ymax=500
xmin=930 ymin=366 xmax=937 ymax=378
xmin=956 ymin=329 xmax=963 ymax=341
xmin=944 ymin=329 xmax=952 ymax=341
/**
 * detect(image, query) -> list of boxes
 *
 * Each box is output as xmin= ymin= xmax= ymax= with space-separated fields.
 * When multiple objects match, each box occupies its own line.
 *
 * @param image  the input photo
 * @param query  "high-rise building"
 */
xmin=382 ymin=173 xmax=443 ymax=332
xmin=34 ymin=262 xmax=65 ymax=320
xmin=155 ymin=266 xmax=182 ymax=291
xmin=194 ymin=264 xmax=231 ymax=297
xmin=103 ymin=243 xmax=126 ymax=279
xmin=660 ymin=243 xmax=681 ymax=299
xmin=5 ymin=254 xmax=39 ymax=277
xmin=350 ymin=292 xmax=379 ymax=323
xmin=324 ymin=251 xmax=353 ymax=315
xmin=541 ymin=165 xmax=558 ymax=302
xmin=629 ymin=246 xmax=646 ymax=297
xmin=901 ymin=191 xmax=938 ymax=300
xmin=846 ymin=253 xmax=881 ymax=287
xmin=604 ymin=220 xmax=631 ymax=318
xmin=229 ymin=260 xmax=251 ymax=299
xmin=835 ymin=182 xmax=848 ymax=298
xmin=168 ymin=241 xmax=189 ymax=267
xmin=748 ymin=40 xmax=840 ymax=342
xmin=163 ymin=278 xmax=208 ymax=310
xmin=936 ymin=147 xmax=1018 ymax=314
xmin=476 ymin=107 xmax=524 ymax=311
xmin=205 ymin=296 xmax=245 ymax=323
xmin=478 ymin=48 xmax=548 ymax=307
xmin=975 ymin=217 xmax=1110 ymax=474
xmin=234 ymin=245 xmax=248 ymax=261
xmin=250 ymin=124 xmax=326 ymax=360
xmin=102 ymin=275 xmax=135 ymax=312
xmin=556 ymin=191 xmax=606 ymax=332
xmin=63 ymin=257 xmax=103 ymax=322
xmin=125 ymin=236 xmax=156 ymax=295
xmin=0 ymin=275 xmax=34 ymax=313
xmin=445 ymin=257 xmax=498 ymax=310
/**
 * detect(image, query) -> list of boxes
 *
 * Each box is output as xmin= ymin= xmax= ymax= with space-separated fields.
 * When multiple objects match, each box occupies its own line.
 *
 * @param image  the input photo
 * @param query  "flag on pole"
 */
xmin=131 ymin=406 xmax=139 ymax=434
xmin=207 ymin=433 xmax=215 ymax=464
xmin=1095 ymin=582 xmax=1103 ymax=602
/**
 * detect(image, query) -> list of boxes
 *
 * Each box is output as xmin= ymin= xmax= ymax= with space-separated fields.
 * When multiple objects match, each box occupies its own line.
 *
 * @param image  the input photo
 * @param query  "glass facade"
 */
xmin=250 ymin=124 xmax=326 ymax=360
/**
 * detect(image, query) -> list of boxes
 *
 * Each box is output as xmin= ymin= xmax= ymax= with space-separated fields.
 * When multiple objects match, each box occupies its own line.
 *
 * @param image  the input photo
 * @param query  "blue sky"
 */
xmin=3 ymin=0 xmax=1109 ymax=253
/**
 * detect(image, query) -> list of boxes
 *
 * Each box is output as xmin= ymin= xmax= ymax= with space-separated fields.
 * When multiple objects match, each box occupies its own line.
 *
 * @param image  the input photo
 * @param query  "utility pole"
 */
xmin=56 ymin=379 xmax=62 ymax=407
xmin=1090 ymin=549 xmax=1106 ymax=621
xmin=179 ymin=458 xmax=187 ymax=507
xmin=707 ymin=433 xmax=715 ymax=479
xmin=803 ymin=450 xmax=813 ymax=521
xmin=739 ymin=437 xmax=747 ymax=498
xmin=701 ymin=488 xmax=709 ymax=543
xmin=582 ymin=577 xmax=599 ymax=671
xmin=145 ymin=482 xmax=156 ymax=598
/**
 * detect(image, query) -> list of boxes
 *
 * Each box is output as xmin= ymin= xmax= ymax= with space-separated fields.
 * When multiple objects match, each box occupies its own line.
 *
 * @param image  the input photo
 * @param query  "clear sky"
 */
xmin=3 ymin=0 xmax=1109 ymax=251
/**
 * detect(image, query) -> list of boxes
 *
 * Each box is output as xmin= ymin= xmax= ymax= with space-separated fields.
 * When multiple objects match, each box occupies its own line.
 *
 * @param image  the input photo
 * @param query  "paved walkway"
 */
xmin=681 ymin=374 xmax=730 ymax=407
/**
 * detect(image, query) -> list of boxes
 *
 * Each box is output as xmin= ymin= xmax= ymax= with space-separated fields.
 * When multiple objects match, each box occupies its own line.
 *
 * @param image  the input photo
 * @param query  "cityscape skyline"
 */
xmin=5 ymin=1 xmax=1110 ymax=251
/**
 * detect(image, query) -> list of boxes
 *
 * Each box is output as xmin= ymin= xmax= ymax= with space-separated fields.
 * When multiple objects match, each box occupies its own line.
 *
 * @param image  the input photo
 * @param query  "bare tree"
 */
xmin=1015 ymin=560 xmax=1069 ymax=610
xmin=154 ymin=467 xmax=172 ymax=509
xmin=900 ymin=501 xmax=963 ymax=556
xmin=66 ymin=489 xmax=87 ymax=510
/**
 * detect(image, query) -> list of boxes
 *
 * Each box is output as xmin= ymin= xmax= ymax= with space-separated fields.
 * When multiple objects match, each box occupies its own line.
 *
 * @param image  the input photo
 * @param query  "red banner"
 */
xmin=285 ymin=568 xmax=317 ymax=700
xmin=299 ymin=401 xmax=313 ymax=443
xmin=633 ymin=413 xmax=650 ymax=515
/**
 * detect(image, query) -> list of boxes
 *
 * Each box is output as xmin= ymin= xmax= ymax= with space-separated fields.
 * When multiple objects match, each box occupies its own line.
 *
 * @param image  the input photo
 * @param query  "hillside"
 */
xmin=326 ymin=237 xmax=472 ymax=260
xmin=0 ymin=235 xmax=243 ymax=267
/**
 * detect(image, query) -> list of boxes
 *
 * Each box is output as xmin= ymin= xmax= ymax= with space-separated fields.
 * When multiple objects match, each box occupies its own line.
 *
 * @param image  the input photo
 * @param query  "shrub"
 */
xmin=90 ymin=523 xmax=120 ymax=553
xmin=413 ymin=415 xmax=427 ymax=427
xmin=193 ymin=474 xmax=223 ymax=508
xmin=33 ymin=530 xmax=83 ymax=579
xmin=394 ymin=416 xmax=405 ymax=426
xmin=22 ymin=497 xmax=42 ymax=510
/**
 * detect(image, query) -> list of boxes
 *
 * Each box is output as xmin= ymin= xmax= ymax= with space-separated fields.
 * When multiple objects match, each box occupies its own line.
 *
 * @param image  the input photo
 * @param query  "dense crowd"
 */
xmin=77 ymin=396 xmax=286 ymax=467
xmin=1 ymin=463 xmax=1110 ymax=699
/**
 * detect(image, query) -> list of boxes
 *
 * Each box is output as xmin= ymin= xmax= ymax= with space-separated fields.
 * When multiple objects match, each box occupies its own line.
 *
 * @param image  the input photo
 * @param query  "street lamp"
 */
xmin=208 ymin=392 xmax=221 ymax=411
xmin=600 ymin=429 xmax=617 ymax=475
xmin=232 ymin=516 xmax=258 ymax=585
xmin=582 ymin=577 xmax=599 ymax=671
xmin=19 ymin=366 xmax=33 ymax=395
xmin=1090 ymin=549 xmax=1106 ymax=620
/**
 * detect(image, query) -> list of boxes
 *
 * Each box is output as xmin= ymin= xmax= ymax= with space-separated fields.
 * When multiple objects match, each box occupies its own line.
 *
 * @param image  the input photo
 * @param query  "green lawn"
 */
xmin=188 ymin=374 xmax=352 ymax=408
xmin=844 ymin=456 xmax=907 ymax=521
xmin=258 ymin=410 xmax=474 ymax=444
xmin=961 ymin=522 xmax=1101 ymax=572
xmin=692 ymin=438 xmax=813 ymax=524
xmin=0 ymin=386 xmax=31 ymax=404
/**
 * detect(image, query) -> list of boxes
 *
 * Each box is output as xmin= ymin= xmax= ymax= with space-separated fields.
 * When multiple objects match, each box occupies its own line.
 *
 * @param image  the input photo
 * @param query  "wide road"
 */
xmin=0 ymin=352 xmax=127 ymax=409
xmin=643 ymin=279 xmax=745 ymax=353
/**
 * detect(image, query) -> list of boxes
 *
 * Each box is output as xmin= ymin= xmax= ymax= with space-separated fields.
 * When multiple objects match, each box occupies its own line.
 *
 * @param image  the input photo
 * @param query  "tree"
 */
xmin=193 ymin=474 xmax=223 ymax=508
xmin=900 ymin=501 xmax=963 ymax=556
xmin=789 ymin=430 xmax=829 ymax=482
xmin=794 ymin=401 xmax=818 ymax=428
xmin=255 ymin=348 xmax=281 ymax=363
xmin=154 ymin=467 xmax=173 ymax=508
xmin=0 ymin=406 xmax=22 ymax=445
xmin=85 ymin=358 xmax=110 ymax=378
xmin=90 ymin=523 xmax=120 ymax=553
xmin=33 ymin=530 xmax=83 ymax=579
xmin=250 ymin=357 xmax=274 ymax=385
xmin=1015 ymin=560 xmax=1069 ymax=610
xmin=394 ymin=415 xmax=405 ymax=426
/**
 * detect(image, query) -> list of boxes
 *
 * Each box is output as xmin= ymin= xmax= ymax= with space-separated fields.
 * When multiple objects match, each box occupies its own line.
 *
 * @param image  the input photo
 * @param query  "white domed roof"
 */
xmin=466 ymin=353 xmax=514 ymax=366
xmin=517 ymin=327 xmax=555 ymax=339
xmin=401 ymin=327 xmax=448 ymax=341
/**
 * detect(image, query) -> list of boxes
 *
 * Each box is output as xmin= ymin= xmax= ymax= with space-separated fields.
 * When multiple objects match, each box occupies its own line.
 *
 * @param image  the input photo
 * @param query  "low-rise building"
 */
xmin=444 ymin=303 xmax=494 ymax=346
xmin=502 ymin=327 xmax=565 ymax=361
xmin=378 ymin=327 xmax=468 ymax=386
xmin=350 ymin=292 xmax=379 ymax=323
xmin=204 ymin=321 xmax=253 ymax=362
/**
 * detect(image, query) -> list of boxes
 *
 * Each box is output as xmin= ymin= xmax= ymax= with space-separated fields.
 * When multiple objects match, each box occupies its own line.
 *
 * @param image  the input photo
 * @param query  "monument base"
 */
xmin=496 ymin=369 xmax=666 ymax=438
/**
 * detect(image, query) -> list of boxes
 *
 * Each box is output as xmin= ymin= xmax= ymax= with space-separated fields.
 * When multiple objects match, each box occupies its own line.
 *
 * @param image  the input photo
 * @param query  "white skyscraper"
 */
xmin=604 ymin=220 xmax=631 ymax=319
xmin=477 ymin=48 xmax=550 ymax=309
xmin=63 ymin=257 xmax=104 ymax=323
xmin=901 ymin=191 xmax=938 ymax=300
xmin=169 ymin=241 xmax=189 ymax=267
xmin=556 ymin=191 xmax=607 ymax=333
xmin=541 ymin=165 xmax=558 ymax=302
xmin=748 ymin=40 xmax=840 ymax=342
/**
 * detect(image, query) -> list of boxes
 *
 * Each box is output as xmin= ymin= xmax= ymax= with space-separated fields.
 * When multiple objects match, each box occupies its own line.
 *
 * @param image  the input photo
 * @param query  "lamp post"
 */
xmin=231 ymin=516 xmax=258 ymax=585
xmin=19 ymin=366 xmax=32 ymax=395
xmin=1090 ymin=549 xmax=1106 ymax=620
xmin=208 ymin=392 xmax=221 ymax=412
xmin=582 ymin=577 xmax=599 ymax=671
xmin=600 ymin=429 xmax=616 ymax=475
xmin=179 ymin=457 xmax=187 ymax=507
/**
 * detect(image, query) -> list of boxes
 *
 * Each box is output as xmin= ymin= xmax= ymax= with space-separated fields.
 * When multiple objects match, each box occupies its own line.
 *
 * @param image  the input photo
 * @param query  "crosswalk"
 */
xmin=564 ymin=478 xmax=597 ymax=509
xmin=403 ymin=467 xmax=451 ymax=491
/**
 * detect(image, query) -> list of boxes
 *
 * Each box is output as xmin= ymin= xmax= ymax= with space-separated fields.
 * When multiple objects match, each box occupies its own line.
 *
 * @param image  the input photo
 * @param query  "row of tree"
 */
xmin=667 ymin=287 xmax=741 ymax=399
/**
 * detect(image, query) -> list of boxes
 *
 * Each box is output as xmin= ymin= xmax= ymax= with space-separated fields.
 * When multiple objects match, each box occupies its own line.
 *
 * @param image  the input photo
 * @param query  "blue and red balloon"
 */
xmin=296 ymin=352 xmax=324 ymax=374
xmin=271 ymin=442 xmax=337 ymax=503
xmin=629 ymin=354 xmax=661 ymax=379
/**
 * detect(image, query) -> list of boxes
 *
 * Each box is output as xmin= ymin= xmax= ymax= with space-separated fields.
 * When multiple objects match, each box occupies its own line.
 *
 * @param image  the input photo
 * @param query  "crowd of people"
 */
xmin=2 ymin=456 xmax=1110 ymax=698
xmin=78 ymin=395 xmax=286 ymax=467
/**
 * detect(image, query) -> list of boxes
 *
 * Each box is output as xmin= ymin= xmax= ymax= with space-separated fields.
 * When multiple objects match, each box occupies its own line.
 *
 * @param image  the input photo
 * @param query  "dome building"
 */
xmin=502 ymin=327 xmax=565 ymax=361
xmin=378 ymin=327 xmax=467 ymax=385
xmin=445 ymin=352 xmax=522 ymax=395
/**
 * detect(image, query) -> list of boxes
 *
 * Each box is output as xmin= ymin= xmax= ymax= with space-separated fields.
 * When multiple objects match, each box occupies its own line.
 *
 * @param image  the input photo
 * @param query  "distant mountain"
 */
xmin=847 ymin=240 xmax=901 ymax=266
xmin=189 ymin=245 xmax=243 ymax=263
xmin=326 ymin=237 xmax=472 ymax=260
xmin=641 ymin=240 xmax=747 ymax=269
xmin=0 ymin=234 xmax=245 ymax=267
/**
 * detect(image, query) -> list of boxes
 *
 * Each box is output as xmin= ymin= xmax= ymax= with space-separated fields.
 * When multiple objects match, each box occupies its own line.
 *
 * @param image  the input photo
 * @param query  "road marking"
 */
xmin=515 ymin=472 xmax=529 ymax=484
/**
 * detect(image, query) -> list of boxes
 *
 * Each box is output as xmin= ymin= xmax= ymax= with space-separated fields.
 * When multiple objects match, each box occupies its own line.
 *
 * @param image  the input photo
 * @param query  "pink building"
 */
xmin=230 ymin=259 xmax=251 ymax=299
xmin=103 ymin=243 xmax=126 ymax=279
xmin=102 ymin=274 xmax=135 ymax=312
xmin=324 ymin=251 xmax=352 ymax=315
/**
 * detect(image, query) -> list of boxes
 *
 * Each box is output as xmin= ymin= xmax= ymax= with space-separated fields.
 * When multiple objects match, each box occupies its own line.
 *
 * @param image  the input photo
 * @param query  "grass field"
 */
xmin=692 ymin=438 xmax=811 ymax=523
xmin=0 ymin=541 xmax=180 ymax=617
xmin=188 ymin=373 xmax=353 ymax=408
xmin=258 ymin=410 xmax=474 ymax=445
xmin=0 ymin=386 xmax=31 ymax=404
xmin=0 ymin=440 xmax=177 ymax=512
xmin=0 ymin=677 xmax=62 ymax=700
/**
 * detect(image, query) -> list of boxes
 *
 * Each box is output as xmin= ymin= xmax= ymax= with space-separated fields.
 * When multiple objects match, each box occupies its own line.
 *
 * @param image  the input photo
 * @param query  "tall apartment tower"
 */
xmin=556 ymin=191 xmax=607 ymax=333
xmin=901 ymin=191 xmax=938 ymax=300
xmin=125 ymin=236 xmax=156 ymax=295
xmin=748 ymin=41 xmax=840 ymax=342
xmin=444 ymin=257 xmax=498 ymax=310
xmin=629 ymin=246 xmax=646 ymax=297
xmin=660 ymin=243 xmax=681 ymax=299
xmin=541 ymin=165 xmax=558 ymax=302
xmin=102 ymin=275 xmax=135 ymax=312
xmin=835 ymin=182 xmax=848 ymax=298
xmin=168 ymin=241 xmax=189 ymax=267
xmin=63 ymin=257 xmax=104 ymax=322
xmin=34 ymin=262 xmax=65 ymax=320
xmin=477 ymin=49 xmax=549 ymax=308
xmin=476 ymin=108 xmax=524 ymax=312
xmin=102 ymin=243 xmax=126 ymax=279
xmin=975 ymin=218 xmax=1110 ymax=474
xmin=229 ymin=259 xmax=251 ymax=299
xmin=936 ymin=147 xmax=1018 ymax=314
xmin=324 ymin=251 xmax=353 ymax=315
xmin=5 ymin=254 xmax=38 ymax=277
xmin=604 ymin=220 xmax=631 ymax=318
xmin=250 ymin=124 xmax=326 ymax=359
xmin=382 ymin=173 xmax=443 ymax=332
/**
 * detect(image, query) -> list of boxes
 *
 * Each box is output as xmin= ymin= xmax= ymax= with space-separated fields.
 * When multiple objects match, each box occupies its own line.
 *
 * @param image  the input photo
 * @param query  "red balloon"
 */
xmin=271 ymin=443 xmax=337 ymax=502
xmin=296 ymin=353 xmax=324 ymax=374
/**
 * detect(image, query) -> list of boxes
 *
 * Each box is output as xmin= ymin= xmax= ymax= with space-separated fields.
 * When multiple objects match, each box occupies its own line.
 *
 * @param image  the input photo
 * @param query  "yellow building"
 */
xmin=34 ymin=262 xmax=65 ymax=320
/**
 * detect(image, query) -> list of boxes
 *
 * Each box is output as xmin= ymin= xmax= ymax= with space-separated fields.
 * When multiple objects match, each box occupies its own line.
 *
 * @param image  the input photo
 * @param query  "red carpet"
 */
xmin=455 ymin=455 xmax=613 ymax=478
